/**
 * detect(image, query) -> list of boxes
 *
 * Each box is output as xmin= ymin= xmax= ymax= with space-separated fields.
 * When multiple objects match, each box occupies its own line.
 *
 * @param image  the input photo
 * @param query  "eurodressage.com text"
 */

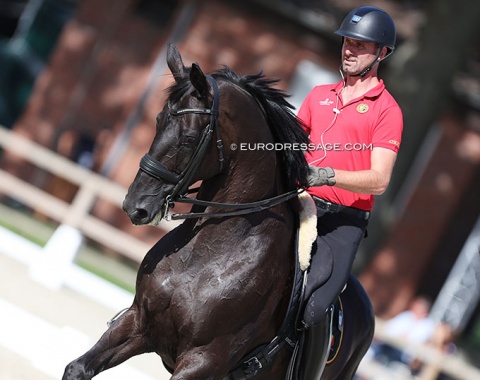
xmin=231 ymin=142 xmax=374 ymax=152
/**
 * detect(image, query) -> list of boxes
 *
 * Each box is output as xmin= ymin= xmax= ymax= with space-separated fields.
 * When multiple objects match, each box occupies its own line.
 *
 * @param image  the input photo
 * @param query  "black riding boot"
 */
xmin=294 ymin=305 xmax=334 ymax=380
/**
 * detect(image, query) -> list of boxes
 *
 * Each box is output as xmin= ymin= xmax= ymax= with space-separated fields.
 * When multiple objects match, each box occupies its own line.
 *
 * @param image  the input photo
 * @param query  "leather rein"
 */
xmin=138 ymin=75 xmax=301 ymax=220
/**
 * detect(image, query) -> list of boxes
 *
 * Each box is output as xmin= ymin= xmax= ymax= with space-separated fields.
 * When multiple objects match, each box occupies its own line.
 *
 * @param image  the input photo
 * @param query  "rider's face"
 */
xmin=341 ymin=38 xmax=382 ymax=76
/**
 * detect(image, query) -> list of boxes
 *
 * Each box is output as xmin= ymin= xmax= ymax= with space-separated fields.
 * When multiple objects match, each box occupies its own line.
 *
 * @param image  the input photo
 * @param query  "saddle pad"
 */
xmin=297 ymin=191 xmax=317 ymax=271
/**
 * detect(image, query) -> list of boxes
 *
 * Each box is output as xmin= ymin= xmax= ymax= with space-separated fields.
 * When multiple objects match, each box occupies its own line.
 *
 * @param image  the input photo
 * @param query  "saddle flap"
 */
xmin=304 ymin=238 xmax=334 ymax=300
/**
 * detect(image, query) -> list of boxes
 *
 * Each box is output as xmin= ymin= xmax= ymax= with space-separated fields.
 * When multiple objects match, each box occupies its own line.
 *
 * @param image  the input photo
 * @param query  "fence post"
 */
xmin=29 ymin=224 xmax=84 ymax=290
xmin=29 ymin=177 xmax=97 ymax=289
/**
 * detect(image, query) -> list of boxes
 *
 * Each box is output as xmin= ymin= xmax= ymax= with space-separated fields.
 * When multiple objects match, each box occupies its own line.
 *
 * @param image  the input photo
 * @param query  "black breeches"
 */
xmin=303 ymin=208 xmax=368 ymax=326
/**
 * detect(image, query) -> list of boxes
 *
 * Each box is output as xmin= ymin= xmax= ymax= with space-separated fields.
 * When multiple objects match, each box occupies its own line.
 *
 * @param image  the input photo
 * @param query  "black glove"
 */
xmin=307 ymin=165 xmax=336 ymax=187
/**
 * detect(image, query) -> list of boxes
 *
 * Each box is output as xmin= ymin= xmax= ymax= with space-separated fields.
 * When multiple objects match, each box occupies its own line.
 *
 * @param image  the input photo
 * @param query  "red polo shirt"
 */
xmin=298 ymin=79 xmax=403 ymax=211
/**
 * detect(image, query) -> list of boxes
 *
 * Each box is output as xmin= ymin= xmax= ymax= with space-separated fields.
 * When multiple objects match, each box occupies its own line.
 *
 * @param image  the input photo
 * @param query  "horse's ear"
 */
xmin=167 ymin=43 xmax=186 ymax=82
xmin=190 ymin=63 xmax=210 ymax=99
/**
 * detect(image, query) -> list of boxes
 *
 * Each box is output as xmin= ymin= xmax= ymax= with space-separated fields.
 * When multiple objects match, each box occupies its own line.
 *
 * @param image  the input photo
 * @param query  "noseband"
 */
xmin=139 ymin=75 xmax=224 ymax=210
xmin=139 ymin=75 xmax=301 ymax=220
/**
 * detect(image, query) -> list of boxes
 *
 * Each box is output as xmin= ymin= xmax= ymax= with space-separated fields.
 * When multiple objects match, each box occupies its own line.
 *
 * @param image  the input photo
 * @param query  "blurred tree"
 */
xmin=363 ymin=0 xmax=480 ymax=256
xmin=0 ymin=0 xmax=77 ymax=128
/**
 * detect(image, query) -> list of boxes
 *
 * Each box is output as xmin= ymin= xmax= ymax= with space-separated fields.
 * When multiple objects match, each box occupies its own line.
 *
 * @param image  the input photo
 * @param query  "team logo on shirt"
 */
xmin=356 ymin=104 xmax=369 ymax=113
xmin=319 ymin=98 xmax=334 ymax=106
xmin=389 ymin=139 xmax=400 ymax=148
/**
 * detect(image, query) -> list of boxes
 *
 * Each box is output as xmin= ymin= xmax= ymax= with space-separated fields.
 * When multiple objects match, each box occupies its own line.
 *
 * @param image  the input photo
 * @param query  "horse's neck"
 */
xmin=198 ymin=86 xmax=287 ymax=205
xmin=198 ymin=160 xmax=283 ymax=205
xmin=190 ymin=170 xmax=289 ymax=243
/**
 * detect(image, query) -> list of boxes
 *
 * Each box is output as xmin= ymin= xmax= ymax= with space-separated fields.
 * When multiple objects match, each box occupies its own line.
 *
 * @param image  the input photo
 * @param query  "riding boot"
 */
xmin=294 ymin=305 xmax=334 ymax=380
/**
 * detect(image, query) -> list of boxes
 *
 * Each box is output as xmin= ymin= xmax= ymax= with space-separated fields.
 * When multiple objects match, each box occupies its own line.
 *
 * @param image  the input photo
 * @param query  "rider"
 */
xmin=295 ymin=6 xmax=403 ymax=379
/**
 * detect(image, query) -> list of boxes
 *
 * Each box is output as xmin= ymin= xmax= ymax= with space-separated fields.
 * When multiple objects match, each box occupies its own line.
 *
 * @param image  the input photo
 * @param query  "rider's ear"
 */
xmin=378 ymin=46 xmax=388 ymax=61
xmin=167 ymin=43 xmax=186 ymax=82
xmin=190 ymin=63 xmax=210 ymax=100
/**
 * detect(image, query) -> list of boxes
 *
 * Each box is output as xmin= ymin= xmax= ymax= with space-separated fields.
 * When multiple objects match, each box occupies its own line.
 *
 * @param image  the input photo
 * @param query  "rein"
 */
xmin=139 ymin=75 xmax=302 ymax=220
xmin=170 ymin=188 xmax=302 ymax=220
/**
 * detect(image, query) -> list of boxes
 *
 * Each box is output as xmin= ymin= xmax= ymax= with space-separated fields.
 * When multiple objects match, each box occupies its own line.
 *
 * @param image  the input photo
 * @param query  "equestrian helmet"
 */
xmin=335 ymin=6 xmax=396 ymax=56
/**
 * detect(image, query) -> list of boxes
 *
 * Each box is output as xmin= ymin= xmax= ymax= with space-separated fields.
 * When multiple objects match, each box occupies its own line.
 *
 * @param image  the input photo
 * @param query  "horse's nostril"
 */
xmin=131 ymin=208 xmax=149 ymax=224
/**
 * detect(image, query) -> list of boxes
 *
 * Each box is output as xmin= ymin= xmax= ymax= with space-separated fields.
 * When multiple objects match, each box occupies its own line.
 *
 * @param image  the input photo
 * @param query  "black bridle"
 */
xmin=139 ymin=75 xmax=301 ymax=220
xmin=139 ymin=75 xmax=223 ymax=213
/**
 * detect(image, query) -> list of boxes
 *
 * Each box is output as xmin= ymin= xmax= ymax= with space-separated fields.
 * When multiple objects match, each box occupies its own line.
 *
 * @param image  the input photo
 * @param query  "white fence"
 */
xmin=361 ymin=319 xmax=480 ymax=380
xmin=0 ymin=125 xmax=180 ymax=261
xmin=0 ymin=125 xmax=182 ymax=289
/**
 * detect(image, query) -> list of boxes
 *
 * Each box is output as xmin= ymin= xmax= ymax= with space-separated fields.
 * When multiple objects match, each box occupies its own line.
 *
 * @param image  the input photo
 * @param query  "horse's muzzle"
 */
xmin=122 ymin=198 xmax=164 ymax=226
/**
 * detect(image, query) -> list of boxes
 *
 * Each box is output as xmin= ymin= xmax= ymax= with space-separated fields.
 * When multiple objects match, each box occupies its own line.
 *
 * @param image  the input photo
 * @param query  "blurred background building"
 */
xmin=0 ymin=0 xmax=479 ymax=368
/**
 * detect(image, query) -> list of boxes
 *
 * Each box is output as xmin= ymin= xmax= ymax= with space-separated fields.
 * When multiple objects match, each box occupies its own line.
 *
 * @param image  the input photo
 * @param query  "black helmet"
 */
xmin=335 ymin=6 xmax=396 ymax=56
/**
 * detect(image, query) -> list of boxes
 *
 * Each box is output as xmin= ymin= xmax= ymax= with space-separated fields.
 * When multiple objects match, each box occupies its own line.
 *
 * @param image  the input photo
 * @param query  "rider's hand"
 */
xmin=307 ymin=165 xmax=336 ymax=187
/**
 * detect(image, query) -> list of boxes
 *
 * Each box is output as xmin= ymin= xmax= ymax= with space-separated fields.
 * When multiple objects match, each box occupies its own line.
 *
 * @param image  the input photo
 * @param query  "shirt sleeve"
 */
xmin=372 ymin=104 xmax=403 ymax=154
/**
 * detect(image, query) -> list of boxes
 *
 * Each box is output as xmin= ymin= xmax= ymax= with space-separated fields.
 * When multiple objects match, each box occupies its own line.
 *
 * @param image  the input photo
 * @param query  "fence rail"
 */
xmin=367 ymin=319 xmax=480 ymax=380
xmin=0 ymin=125 xmax=177 ymax=263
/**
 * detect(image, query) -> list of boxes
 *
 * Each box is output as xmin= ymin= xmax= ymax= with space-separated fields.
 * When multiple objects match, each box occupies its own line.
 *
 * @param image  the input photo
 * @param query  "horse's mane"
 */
xmin=167 ymin=67 xmax=309 ymax=190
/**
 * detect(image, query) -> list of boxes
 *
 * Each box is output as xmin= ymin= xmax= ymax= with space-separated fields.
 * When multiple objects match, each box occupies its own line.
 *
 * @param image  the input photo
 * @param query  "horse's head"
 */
xmin=123 ymin=44 xmax=309 ymax=226
xmin=123 ymin=44 xmax=225 ymax=225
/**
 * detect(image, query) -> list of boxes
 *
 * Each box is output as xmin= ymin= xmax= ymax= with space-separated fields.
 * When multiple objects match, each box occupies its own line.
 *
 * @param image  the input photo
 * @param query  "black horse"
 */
xmin=63 ymin=44 xmax=374 ymax=380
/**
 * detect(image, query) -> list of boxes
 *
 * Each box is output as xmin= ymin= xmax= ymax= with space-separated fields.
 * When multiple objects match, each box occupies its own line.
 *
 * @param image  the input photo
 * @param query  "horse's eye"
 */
xmin=182 ymin=135 xmax=197 ymax=146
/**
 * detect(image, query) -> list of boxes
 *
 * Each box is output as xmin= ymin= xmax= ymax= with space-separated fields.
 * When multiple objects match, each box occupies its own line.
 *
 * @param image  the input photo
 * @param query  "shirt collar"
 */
xmin=331 ymin=79 xmax=385 ymax=99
